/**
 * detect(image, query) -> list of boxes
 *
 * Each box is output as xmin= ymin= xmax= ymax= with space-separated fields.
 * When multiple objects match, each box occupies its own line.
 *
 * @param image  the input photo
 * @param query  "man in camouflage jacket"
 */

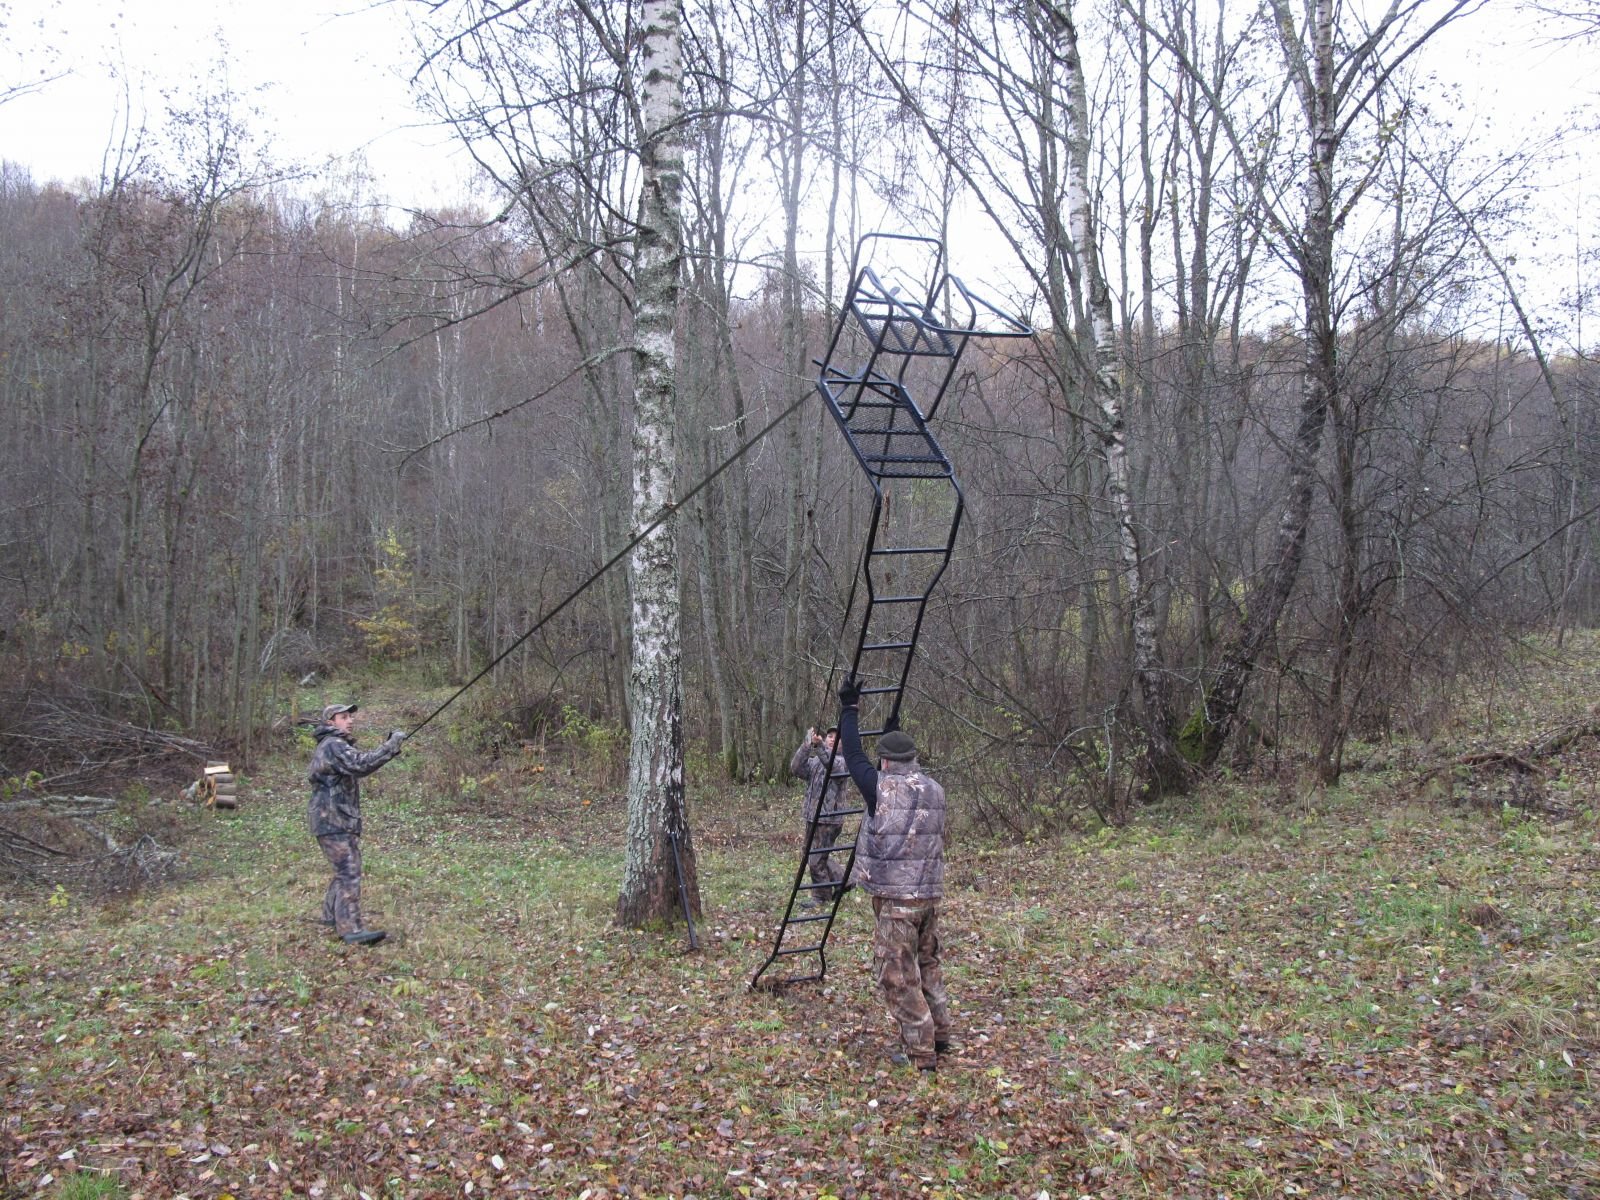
xmin=789 ymin=726 xmax=851 ymax=902
xmin=308 ymin=703 xmax=406 ymax=946
xmin=836 ymin=678 xmax=951 ymax=1071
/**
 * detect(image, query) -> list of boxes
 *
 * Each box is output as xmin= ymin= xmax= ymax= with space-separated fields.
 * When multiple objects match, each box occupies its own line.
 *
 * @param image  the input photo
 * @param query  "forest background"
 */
xmin=5 ymin=2 xmax=1600 ymax=1194
xmin=2 ymin=0 xmax=1599 ymax=826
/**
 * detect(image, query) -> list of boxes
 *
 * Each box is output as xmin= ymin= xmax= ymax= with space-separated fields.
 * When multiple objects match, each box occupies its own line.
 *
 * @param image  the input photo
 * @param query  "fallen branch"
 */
xmin=1458 ymin=751 xmax=1544 ymax=776
xmin=1 ymin=794 xmax=117 ymax=817
xmin=1528 ymin=719 xmax=1600 ymax=759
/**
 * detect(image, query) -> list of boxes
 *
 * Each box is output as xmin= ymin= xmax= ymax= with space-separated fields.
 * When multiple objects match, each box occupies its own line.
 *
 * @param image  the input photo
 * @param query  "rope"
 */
xmin=406 ymin=388 xmax=813 ymax=738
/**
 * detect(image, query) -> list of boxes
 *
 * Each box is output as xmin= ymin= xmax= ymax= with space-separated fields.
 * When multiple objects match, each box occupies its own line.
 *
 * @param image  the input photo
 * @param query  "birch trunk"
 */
xmin=1048 ymin=0 xmax=1187 ymax=791
xmin=616 ymin=0 xmax=701 ymax=929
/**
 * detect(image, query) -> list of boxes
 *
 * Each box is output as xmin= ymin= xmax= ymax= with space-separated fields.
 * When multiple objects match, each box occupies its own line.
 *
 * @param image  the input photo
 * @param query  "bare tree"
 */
xmin=1138 ymin=0 xmax=1484 ymax=767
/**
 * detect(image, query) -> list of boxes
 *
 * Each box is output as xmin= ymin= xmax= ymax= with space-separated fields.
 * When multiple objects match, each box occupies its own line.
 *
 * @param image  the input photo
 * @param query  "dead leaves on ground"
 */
xmin=4 ymin=739 xmax=1600 ymax=1198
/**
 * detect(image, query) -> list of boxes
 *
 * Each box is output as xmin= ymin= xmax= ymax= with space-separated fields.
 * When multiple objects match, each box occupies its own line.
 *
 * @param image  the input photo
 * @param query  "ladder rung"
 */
xmin=862 ymin=641 xmax=913 ymax=652
xmin=776 ymin=944 xmax=824 ymax=956
xmin=869 ymin=547 xmax=945 ymax=557
xmin=818 ymin=373 xmax=902 ymax=398
xmin=772 ymin=972 xmax=824 ymax=986
xmin=844 ymin=420 xmax=919 ymax=434
xmin=869 ymin=595 xmax=925 ymax=604
xmin=861 ymin=685 xmax=898 ymax=695
xmin=861 ymin=454 xmax=942 ymax=465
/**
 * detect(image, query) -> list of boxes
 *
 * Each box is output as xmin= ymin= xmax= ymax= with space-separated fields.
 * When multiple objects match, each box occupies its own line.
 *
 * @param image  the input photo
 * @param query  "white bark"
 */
xmin=617 ymin=0 xmax=699 ymax=928
xmin=1049 ymin=0 xmax=1184 ymax=786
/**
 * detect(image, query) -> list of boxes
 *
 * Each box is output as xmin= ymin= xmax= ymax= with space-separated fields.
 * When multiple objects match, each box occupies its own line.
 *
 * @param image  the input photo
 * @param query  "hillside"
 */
xmin=4 ymin=644 xmax=1599 ymax=1199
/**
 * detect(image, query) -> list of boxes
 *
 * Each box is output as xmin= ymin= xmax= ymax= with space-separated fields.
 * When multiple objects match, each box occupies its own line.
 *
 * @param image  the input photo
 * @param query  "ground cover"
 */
xmin=3 ymin=654 xmax=1599 ymax=1199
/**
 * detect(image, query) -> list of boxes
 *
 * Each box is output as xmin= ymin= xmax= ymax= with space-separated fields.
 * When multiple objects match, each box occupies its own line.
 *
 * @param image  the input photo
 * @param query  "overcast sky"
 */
xmin=0 ymin=0 xmax=471 ymax=208
xmin=4 ymin=2 xmax=1591 ymax=196
xmin=0 ymin=0 xmax=1594 ymax=327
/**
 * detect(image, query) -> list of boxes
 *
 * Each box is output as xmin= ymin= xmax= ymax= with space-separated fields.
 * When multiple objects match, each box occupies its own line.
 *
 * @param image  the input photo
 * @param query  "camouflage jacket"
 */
xmin=838 ymin=708 xmax=945 ymax=900
xmin=789 ymin=736 xmax=850 ymax=825
xmin=307 ymin=725 xmax=403 ymax=838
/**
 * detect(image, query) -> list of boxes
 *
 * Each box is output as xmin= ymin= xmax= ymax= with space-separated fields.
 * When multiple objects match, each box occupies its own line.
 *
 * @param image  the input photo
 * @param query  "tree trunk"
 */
xmin=1195 ymin=0 xmax=1336 ymax=768
xmin=616 ymin=0 xmax=701 ymax=930
xmin=1049 ymin=0 xmax=1188 ymax=792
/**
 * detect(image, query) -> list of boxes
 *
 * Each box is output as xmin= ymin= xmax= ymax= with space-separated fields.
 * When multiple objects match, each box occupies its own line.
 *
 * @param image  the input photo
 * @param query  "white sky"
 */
xmin=0 ymin=0 xmax=1593 ymax=331
xmin=4 ymin=2 xmax=1591 ymax=199
xmin=0 ymin=0 xmax=473 ymax=209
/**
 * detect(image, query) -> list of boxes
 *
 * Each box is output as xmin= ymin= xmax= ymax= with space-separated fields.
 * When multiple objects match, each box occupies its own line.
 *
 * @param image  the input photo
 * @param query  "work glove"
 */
xmin=387 ymin=729 xmax=407 ymax=745
xmin=837 ymin=676 xmax=862 ymax=707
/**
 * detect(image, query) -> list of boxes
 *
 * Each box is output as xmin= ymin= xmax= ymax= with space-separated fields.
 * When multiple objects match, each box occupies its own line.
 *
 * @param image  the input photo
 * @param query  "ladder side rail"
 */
xmin=883 ymin=477 xmax=965 ymax=731
xmin=920 ymin=276 xmax=1036 ymax=421
xmin=749 ymin=473 xmax=886 ymax=990
xmin=854 ymin=232 xmax=946 ymax=323
xmin=751 ymin=799 xmax=863 ymax=988
xmin=750 ymin=815 xmax=826 ymax=987
xmin=946 ymin=273 xmax=1036 ymax=339
xmin=817 ymin=261 xmax=877 ymax=383
xmin=751 ymin=822 xmax=863 ymax=988
xmin=848 ymin=481 xmax=889 ymax=681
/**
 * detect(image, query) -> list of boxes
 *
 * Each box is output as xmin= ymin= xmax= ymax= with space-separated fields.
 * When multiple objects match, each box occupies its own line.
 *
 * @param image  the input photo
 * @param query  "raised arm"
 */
xmin=789 ymin=734 xmax=816 ymax=779
xmin=326 ymin=732 xmax=404 ymax=778
xmin=836 ymin=681 xmax=878 ymax=817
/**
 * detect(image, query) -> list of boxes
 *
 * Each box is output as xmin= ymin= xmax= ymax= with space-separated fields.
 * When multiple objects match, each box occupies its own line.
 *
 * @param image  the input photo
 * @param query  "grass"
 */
xmin=6 ymin=662 xmax=1600 ymax=1198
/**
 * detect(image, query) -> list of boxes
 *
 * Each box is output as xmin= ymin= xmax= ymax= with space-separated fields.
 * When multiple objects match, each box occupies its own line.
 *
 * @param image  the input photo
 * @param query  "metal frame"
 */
xmin=751 ymin=234 xmax=1031 ymax=991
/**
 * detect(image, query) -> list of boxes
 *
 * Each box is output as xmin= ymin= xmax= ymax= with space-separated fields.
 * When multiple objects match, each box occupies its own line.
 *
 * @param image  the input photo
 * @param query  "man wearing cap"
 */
xmin=308 ymin=703 xmax=407 ymax=946
xmin=789 ymin=725 xmax=850 ymax=904
xmin=836 ymin=677 xmax=951 ymax=1071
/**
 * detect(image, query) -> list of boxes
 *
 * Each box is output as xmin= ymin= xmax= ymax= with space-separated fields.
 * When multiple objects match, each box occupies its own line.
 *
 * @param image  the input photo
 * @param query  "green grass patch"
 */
xmin=7 ymin=662 xmax=1600 ymax=1198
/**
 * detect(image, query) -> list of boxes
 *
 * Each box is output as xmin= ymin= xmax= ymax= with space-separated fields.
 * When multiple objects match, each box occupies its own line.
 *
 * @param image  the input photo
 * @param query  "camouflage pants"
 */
xmin=316 ymin=834 xmax=364 ymax=935
xmin=871 ymin=896 xmax=950 ymax=1067
xmin=809 ymin=820 xmax=845 ymax=895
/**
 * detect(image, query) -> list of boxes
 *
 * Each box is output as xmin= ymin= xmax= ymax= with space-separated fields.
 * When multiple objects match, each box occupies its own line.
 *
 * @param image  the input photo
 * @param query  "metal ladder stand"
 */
xmin=751 ymin=234 xmax=1032 ymax=991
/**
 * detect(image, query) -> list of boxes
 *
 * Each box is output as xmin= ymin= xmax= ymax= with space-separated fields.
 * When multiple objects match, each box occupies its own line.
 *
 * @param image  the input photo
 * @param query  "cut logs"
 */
xmin=185 ymin=761 xmax=239 ymax=810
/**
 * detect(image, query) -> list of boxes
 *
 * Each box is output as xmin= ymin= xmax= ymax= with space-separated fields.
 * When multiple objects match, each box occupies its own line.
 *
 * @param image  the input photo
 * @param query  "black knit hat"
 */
xmin=877 ymin=730 xmax=917 ymax=761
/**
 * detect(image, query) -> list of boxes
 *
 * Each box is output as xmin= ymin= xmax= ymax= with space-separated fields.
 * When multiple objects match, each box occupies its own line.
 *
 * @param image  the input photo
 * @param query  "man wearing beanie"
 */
xmin=836 ymin=677 xmax=952 ymax=1071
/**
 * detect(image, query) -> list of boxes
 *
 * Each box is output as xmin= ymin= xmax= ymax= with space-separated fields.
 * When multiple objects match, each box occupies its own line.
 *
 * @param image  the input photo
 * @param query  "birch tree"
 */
xmin=1040 ymin=0 xmax=1188 ymax=792
xmin=855 ymin=0 xmax=1188 ymax=792
xmin=410 ymin=0 xmax=699 ymax=924
xmin=614 ymin=0 xmax=699 ymax=928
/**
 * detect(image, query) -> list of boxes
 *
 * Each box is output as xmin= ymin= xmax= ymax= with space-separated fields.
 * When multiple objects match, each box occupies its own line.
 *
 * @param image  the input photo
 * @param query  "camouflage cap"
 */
xmin=877 ymin=730 xmax=917 ymax=761
xmin=321 ymin=703 xmax=359 ymax=721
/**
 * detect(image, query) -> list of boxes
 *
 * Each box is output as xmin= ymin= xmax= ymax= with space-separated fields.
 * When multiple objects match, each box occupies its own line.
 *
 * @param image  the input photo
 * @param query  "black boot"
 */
xmin=341 ymin=929 xmax=386 ymax=946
